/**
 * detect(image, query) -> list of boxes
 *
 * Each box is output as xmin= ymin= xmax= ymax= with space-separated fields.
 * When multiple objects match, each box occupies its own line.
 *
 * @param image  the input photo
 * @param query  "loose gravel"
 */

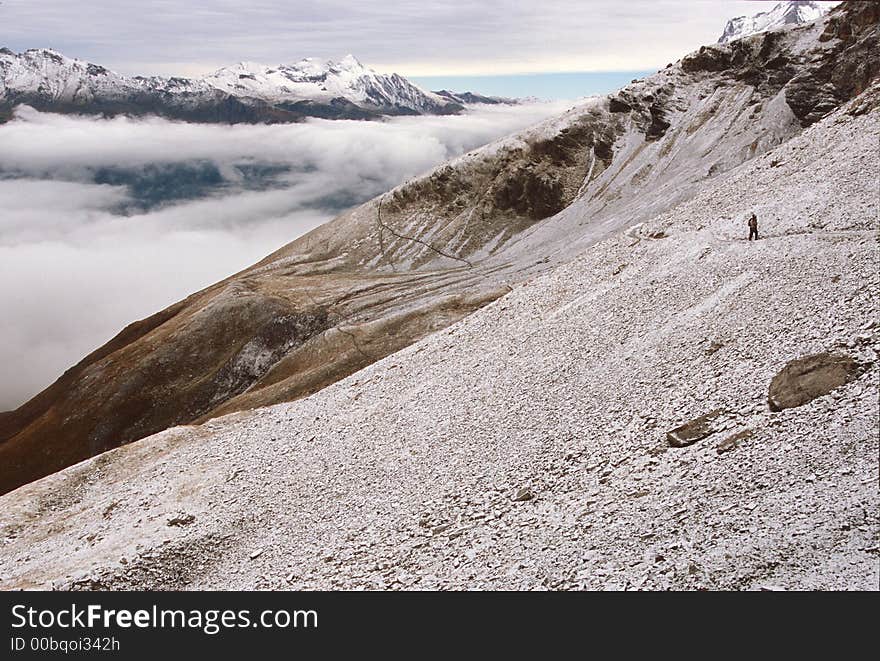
xmin=0 ymin=91 xmax=877 ymax=591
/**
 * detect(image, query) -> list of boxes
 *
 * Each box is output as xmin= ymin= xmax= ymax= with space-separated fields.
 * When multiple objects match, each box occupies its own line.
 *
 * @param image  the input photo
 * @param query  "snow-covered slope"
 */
xmin=0 ymin=47 xmax=130 ymax=101
xmin=719 ymin=1 xmax=826 ymax=44
xmin=0 ymin=75 xmax=876 ymax=591
xmin=1 ymin=2 xmax=878 ymax=500
xmin=0 ymin=48 xmax=462 ymax=122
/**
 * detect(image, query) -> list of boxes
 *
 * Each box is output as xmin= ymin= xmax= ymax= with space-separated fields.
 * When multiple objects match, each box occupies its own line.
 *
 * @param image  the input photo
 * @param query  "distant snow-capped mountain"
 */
xmin=203 ymin=54 xmax=456 ymax=115
xmin=0 ymin=47 xmax=229 ymax=112
xmin=0 ymin=48 xmax=466 ymax=123
xmin=718 ymin=1 xmax=826 ymax=44
xmin=433 ymin=89 xmax=522 ymax=106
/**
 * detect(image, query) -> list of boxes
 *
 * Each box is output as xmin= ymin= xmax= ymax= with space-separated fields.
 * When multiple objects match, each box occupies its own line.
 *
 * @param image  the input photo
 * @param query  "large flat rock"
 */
xmin=768 ymin=352 xmax=860 ymax=411
xmin=666 ymin=408 xmax=727 ymax=447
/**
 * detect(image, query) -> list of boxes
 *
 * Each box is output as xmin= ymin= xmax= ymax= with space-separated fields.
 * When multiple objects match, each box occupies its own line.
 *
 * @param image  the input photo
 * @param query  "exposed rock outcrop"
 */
xmin=768 ymin=352 xmax=861 ymax=411
xmin=786 ymin=0 xmax=880 ymax=125
xmin=667 ymin=409 xmax=727 ymax=447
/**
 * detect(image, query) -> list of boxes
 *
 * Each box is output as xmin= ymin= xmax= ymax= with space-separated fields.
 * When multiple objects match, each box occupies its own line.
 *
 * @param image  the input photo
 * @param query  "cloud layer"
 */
xmin=0 ymin=102 xmax=567 ymax=409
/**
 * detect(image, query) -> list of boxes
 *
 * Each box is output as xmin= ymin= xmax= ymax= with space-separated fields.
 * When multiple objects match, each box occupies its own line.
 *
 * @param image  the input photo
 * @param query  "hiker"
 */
xmin=748 ymin=212 xmax=759 ymax=241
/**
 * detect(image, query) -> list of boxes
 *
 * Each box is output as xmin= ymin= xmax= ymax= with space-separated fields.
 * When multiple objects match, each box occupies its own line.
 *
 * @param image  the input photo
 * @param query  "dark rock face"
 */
xmin=783 ymin=3 xmax=880 ymax=126
xmin=605 ymin=87 xmax=674 ymax=142
xmin=492 ymin=165 xmax=566 ymax=220
xmin=819 ymin=0 xmax=880 ymax=43
xmin=667 ymin=408 xmax=727 ymax=447
xmin=277 ymin=97 xmax=380 ymax=121
xmin=768 ymin=352 xmax=860 ymax=411
xmin=683 ymin=33 xmax=799 ymax=95
xmin=608 ymin=96 xmax=632 ymax=113
xmin=786 ymin=15 xmax=880 ymax=126
xmin=681 ymin=5 xmax=880 ymax=127
xmin=646 ymin=102 xmax=672 ymax=141
xmin=531 ymin=123 xmax=600 ymax=166
xmin=681 ymin=46 xmax=732 ymax=73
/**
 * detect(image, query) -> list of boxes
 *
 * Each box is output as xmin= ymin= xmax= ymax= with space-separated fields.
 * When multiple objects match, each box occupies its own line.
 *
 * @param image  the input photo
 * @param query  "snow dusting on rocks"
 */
xmin=0 ymin=85 xmax=877 ymax=592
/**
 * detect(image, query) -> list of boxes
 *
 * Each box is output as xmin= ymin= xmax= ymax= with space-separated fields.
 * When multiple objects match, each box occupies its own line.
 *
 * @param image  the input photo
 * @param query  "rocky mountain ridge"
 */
xmin=0 ymin=48 xmax=463 ymax=122
xmin=718 ymin=1 xmax=826 ymax=44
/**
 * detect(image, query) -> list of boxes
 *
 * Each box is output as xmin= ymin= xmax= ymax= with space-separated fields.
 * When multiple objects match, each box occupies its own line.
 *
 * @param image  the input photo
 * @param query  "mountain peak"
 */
xmin=338 ymin=53 xmax=365 ymax=69
xmin=195 ymin=53 xmax=458 ymax=114
xmin=718 ymin=1 xmax=826 ymax=44
xmin=22 ymin=47 xmax=71 ymax=61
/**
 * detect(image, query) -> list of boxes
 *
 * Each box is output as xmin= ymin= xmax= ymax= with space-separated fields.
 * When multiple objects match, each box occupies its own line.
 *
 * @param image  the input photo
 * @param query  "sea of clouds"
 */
xmin=0 ymin=101 xmax=568 ymax=409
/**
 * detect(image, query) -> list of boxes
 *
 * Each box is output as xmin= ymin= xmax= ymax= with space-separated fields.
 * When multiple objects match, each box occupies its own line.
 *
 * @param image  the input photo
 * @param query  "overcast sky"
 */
xmin=0 ymin=1 xmax=839 ymax=78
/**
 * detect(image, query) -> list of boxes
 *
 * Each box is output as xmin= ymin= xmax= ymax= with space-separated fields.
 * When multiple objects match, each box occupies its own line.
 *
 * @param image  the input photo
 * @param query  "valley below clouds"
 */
xmin=0 ymin=101 xmax=567 ymax=409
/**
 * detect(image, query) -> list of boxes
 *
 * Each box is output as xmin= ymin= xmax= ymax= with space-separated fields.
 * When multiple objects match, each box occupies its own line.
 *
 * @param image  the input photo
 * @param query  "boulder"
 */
xmin=666 ymin=408 xmax=726 ymax=447
xmin=767 ymin=352 xmax=860 ymax=411
xmin=716 ymin=429 xmax=754 ymax=454
xmin=512 ymin=487 xmax=535 ymax=502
